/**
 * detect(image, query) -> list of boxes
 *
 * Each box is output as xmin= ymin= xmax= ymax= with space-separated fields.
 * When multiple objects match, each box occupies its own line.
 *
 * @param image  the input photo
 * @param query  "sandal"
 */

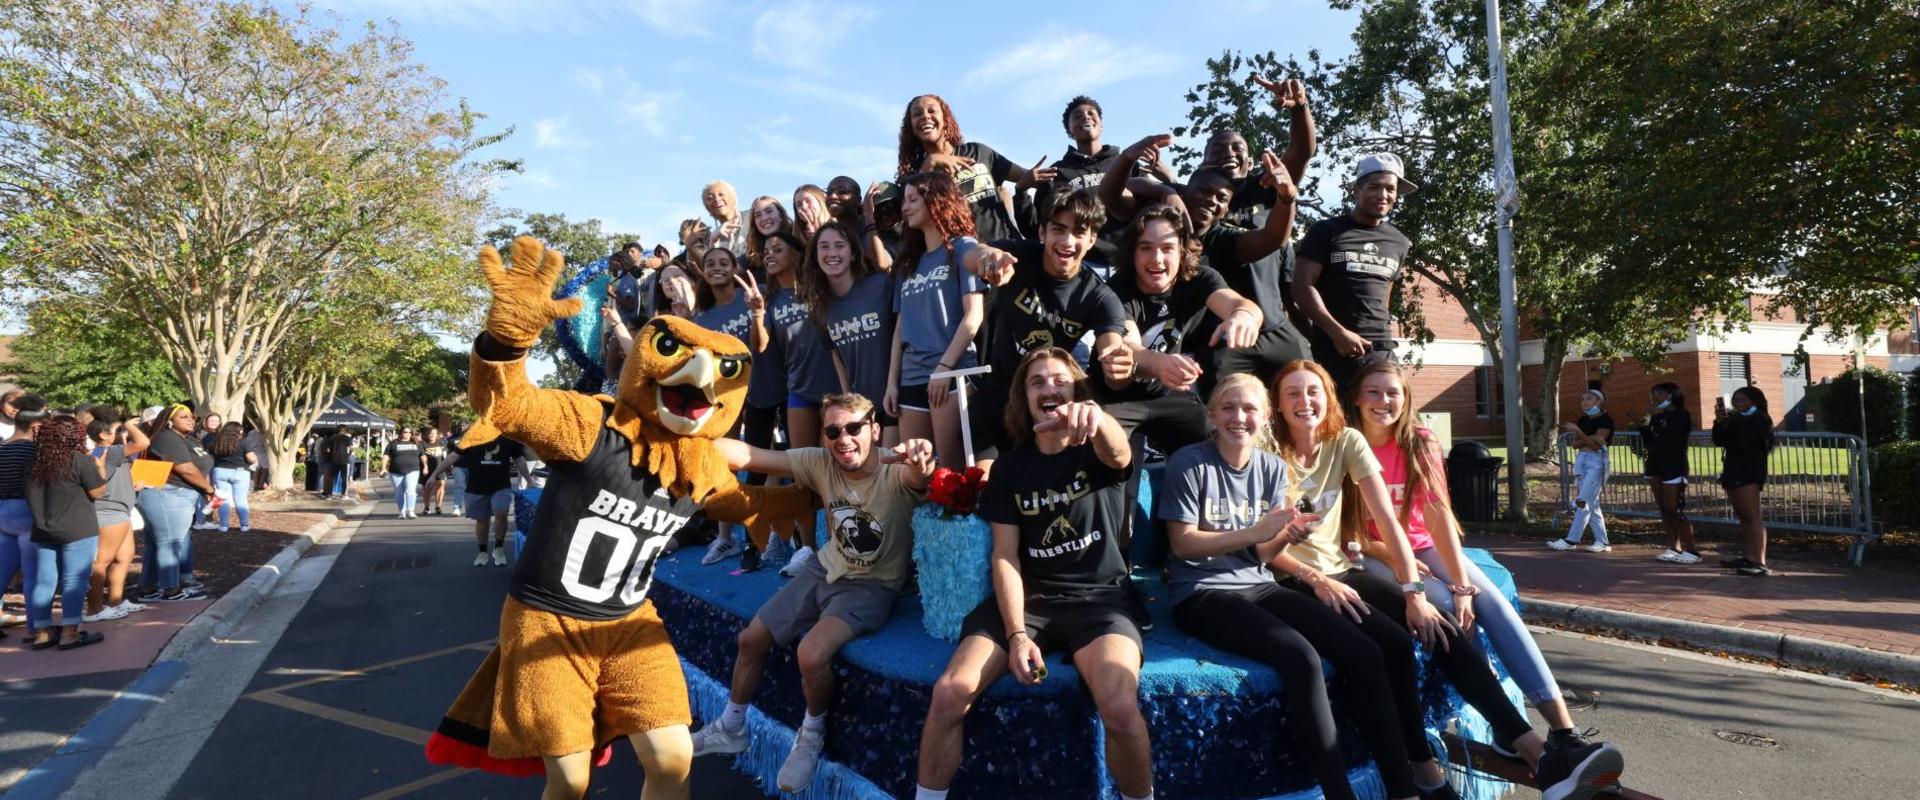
xmin=57 ymin=630 xmax=105 ymax=650
xmin=30 ymin=637 xmax=59 ymax=651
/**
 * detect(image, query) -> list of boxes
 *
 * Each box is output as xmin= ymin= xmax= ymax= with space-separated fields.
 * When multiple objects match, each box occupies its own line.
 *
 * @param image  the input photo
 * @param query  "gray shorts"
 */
xmin=756 ymin=555 xmax=898 ymax=649
xmin=463 ymin=489 xmax=513 ymax=521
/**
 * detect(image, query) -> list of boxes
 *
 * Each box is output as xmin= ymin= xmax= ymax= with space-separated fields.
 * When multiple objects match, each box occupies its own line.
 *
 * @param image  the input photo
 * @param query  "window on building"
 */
xmin=1474 ymin=365 xmax=1505 ymax=419
xmin=1718 ymin=352 xmax=1751 ymax=399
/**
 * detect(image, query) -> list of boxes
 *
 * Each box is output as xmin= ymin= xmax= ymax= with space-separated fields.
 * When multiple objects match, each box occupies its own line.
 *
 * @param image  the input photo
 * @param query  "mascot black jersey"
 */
xmin=511 ymin=403 xmax=700 ymax=620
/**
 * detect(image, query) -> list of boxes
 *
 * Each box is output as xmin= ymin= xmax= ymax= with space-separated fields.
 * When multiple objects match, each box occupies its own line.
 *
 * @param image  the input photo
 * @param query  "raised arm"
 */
xmin=1101 ymin=134 xmax=1172 ymax=220
xmin=1252 ymin=75 xmax=1316 ymax=183
xmin=714 ymin=436 xmax=796 ymax=478
xmin=463 ymin=236 xmax=604 ymax=465
xmin=1231 ymin=151 xmax=1298 ymax=263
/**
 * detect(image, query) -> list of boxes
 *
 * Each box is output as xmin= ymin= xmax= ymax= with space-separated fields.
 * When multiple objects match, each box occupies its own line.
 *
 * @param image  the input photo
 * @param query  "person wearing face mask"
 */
xmin=1293 ymin=153 xmax=1418 ymax=396
xmin=1550 ymin=388 xmax=1616 ymax=553
xmin=1714 ymin=386 xmax=1775 ymax=577
xmin=693 ymin=395 xmax=935 ymax=792
xmin=1638 ymin=383 xmax=1701 ymax=564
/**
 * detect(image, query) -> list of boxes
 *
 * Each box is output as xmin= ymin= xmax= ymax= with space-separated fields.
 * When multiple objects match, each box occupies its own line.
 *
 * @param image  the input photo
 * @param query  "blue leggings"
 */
xmin=29 ymin=537 xmax=97 ymax=629
xmin=1362 ymin=549 xmax=1562 ymax=705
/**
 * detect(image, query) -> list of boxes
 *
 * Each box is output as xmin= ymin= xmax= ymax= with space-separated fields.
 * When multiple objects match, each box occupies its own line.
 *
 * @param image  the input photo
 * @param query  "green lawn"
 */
xmin=1463 ymin=437 xmax=1855 ymax=477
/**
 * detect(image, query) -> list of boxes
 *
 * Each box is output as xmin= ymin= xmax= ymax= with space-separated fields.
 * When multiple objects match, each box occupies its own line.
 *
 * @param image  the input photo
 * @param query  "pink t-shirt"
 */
xmin=1366 ymin=430 xmax=1448 ymax=552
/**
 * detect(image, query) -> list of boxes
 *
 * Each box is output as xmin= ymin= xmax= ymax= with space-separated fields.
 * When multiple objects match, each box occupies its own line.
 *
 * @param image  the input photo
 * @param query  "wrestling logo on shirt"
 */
xmin=1012 ymin=471 xmax=1092 ymax=516
xmin=830 ymin=503 xmax=884 ymax=567
xmin=1031 ymin=515 xmax=1102 ymax=559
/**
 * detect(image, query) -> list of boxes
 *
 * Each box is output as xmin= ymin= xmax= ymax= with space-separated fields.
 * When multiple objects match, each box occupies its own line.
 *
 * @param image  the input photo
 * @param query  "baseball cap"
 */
xmin=1354 ymin=153 xmax=1418 ymax=195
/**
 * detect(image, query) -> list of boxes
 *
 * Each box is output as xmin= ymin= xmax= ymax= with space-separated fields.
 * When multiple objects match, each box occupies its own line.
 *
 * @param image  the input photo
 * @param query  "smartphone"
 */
xmin=1296 ymin=496 xmax=1317 ymax=514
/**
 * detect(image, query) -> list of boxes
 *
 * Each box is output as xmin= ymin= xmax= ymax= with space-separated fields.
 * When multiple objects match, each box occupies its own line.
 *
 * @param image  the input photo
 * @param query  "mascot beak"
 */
xmin=655 ymin=348 xmax=719 ymax=435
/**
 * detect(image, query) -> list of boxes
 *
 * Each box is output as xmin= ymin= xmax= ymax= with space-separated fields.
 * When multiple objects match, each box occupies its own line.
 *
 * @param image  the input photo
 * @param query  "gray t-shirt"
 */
xmin=826 ymin=273 xmax=895 ymax=407
xmin=772 ymin=287 xmax=839 ymax=404
xmin=692 ymin=292 xmax=754 ymax=344
xmin=1160 ymin=441 xmax=1291 ymax=606
xmin=91 ymin=445 xmax=135 ymax=518
xmin=892 ymin=236 xmax=984 ymax=385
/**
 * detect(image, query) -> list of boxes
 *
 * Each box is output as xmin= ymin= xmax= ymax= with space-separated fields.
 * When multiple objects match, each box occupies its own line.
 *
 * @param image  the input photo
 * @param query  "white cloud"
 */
xmin=565 ymin=65 xmax=681 ymax=137
xmin=517 ymin=169 xmax=562 ymax=190
xmin=964 ymin=31 xmax=1177 ymax=109
xmin=534 ymin=116 xmax=587 ymax=149
xmin=736 ymin=76 xmax=898 ymax=128
xmin=750 ymin=3 xmax=876 ymax=74
xmin=734 ymin=131 xmax=894 ymax=183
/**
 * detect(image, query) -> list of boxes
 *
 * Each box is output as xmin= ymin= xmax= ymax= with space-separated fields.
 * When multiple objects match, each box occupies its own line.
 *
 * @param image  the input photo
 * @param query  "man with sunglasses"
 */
xmin=695 ymin=393 xmax=937 ymax=792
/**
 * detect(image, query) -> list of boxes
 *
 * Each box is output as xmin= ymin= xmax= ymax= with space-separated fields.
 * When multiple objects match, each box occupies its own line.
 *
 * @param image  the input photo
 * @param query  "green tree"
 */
xmin=482 ymin=212 xmax=636 ymax=390
xmin=4 ymin=301 xmax=183 ymax=411
xmin=0 ymin=0 xmax=506 ymax=422
xmin=338 ymin=331 xmax=469 ymax=422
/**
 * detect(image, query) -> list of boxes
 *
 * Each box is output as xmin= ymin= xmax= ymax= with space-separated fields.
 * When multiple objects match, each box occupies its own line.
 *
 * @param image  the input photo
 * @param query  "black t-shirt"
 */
xmin=214 ymin=448 xmax=250 ymax=469
xmin=385 ymin=441 xmax=424 ymax=474
xmin=1575 ymin=413 xmax=1615 ymax=444
xmin=980 ymin=239 xmax=1126 ymax=383
xmin=982 ymin=441 xmax=1132 ymax=601
xmin=1198 ymin=220 xmax=1291 ymax=336
xmin=28 ymin=451 xmax=105 ymax=545
xmin=1038 ymin=144 xmax=1134 ymax=266
xmin=149 ymin=429 xmax=213 ymax=490
xmin=916 ymin=141 xmax=1018 ymax=244
xmin=458 ymin=439 xmax=524 ymax=495
xmin=323 ymin=433 xmax=354 ymax=465
xmin=1298 ymin=214 xmax=1410 ymax=344
xmin=0 ymin=440 xmax=35 ymax=499
xmin=1637 ymin=407 xmax=1692 ymax=479
xmin=1104 ymin=266 xmax=1230 ymax=400
xmin=512 ymin=404 xmax=700 ymax=620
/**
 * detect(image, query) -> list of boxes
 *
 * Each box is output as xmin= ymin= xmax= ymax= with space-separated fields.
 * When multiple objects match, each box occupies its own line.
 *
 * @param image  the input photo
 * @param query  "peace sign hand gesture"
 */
xmin=734 ymin=271 xmax=766 ymax=315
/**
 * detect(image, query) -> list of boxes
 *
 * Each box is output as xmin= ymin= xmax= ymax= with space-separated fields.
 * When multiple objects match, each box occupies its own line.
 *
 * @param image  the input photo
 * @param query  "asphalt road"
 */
xmin=50 ymin=504 xmax=1920 ymax=800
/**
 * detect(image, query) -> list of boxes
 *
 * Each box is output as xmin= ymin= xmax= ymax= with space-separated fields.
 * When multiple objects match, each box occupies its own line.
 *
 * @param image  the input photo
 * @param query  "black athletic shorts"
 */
xmin=959 ymin=591 xmax=1143 ymax=656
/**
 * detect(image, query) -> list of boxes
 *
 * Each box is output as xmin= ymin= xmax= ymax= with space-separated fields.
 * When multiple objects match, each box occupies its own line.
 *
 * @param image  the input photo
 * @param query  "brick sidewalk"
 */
xmin=1475 ymin=532 xmax=1920 ymax=657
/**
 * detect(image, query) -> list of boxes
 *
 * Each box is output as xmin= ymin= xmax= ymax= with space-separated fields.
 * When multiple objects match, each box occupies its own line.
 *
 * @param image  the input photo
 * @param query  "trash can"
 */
xmin=1447 ymin=440 xmax=1505 ymax=523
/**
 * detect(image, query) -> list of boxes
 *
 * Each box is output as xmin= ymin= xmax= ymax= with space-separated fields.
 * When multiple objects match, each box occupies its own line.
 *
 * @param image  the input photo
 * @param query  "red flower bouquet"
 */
xmin=926 ymin=466 xmax=987 ymax=516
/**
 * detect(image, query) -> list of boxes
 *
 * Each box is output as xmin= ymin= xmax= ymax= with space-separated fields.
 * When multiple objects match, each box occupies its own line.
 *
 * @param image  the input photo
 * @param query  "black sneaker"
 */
xmin=1737 ymin=562 xmax=1773 ymax=577
xmin=1720 ymin=556 xmax=1755 ymax=568
xmin=162 ymin=586 xmax=207 ymax=602
xmin=1535 ymin=731 xmax=1625 ymax=800
xmin=136 ymin=589 xmax=169 ymax=604
xmin=738 ymin=545 xmax=763 ymax=572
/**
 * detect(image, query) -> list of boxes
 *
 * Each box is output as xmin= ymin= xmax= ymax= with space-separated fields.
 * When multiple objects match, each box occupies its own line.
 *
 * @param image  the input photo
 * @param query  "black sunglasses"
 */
xmin=822 ymin=419 xmax=874 ymax=441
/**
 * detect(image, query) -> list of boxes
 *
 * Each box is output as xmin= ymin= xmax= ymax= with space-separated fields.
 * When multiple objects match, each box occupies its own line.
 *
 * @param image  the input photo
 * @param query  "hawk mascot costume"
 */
xmin=426 ymin=237 xmax=812 ymax=794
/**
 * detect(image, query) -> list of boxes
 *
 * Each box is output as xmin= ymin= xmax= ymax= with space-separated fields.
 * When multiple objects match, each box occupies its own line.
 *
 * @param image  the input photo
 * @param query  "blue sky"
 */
xmin=311 ymin=0 xmax=1362 ymax=250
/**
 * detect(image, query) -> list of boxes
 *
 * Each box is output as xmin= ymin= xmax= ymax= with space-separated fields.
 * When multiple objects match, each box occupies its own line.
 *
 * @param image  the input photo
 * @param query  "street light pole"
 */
xmin=1484 ymin=0 xmax=1528 ymax=520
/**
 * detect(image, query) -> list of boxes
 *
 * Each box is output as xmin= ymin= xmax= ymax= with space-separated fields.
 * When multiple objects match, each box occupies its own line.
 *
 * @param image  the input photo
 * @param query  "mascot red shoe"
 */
xmin=425 ymin=237 xmax=812 ymax=799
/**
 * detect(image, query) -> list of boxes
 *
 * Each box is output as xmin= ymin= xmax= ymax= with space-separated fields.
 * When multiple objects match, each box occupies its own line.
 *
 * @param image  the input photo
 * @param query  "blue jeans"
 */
xmin=213 ymin=467 xmax=252 ymax=529
xmin=138 ymin=486 xmax=199 ymax=590
xmin=1364 ymin=549 xmax=1563 ymax=705
xmin=0 ymin=498 xmax=39 ymax=627
xmin=389 ymin=470 xmax=419 ymax=514
xmin=28 ymin=537 xmax=98 ymax=629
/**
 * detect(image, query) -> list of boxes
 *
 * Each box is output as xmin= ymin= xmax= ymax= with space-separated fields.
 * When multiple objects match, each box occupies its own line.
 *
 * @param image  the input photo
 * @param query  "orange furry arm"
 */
xmin=704 ymin=483 xmax=818 ymax=549
xmin=461 ymin=347 xmax=602 ymax=465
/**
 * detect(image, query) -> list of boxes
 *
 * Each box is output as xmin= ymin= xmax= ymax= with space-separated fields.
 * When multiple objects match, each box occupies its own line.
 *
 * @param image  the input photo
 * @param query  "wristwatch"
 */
xmin=1400 ymin=581 xmax=1426 ymax=595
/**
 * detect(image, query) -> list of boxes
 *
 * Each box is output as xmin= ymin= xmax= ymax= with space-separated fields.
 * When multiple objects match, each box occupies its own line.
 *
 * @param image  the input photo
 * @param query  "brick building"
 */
xmin=1389 ymin=280 xmax=1915 ymax=439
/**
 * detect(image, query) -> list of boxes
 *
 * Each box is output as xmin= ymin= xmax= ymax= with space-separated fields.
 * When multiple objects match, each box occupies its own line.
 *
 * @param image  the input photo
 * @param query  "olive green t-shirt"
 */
xmin=786 ymin=448 xmax=925 ymax=590
xmin=1281 ymin=427 xmax=1382 ymax=576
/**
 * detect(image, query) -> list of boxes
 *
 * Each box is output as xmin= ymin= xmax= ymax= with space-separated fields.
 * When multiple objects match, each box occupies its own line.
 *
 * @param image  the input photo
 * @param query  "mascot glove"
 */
xmin=480 ymin=235 xmax=585 ymax=350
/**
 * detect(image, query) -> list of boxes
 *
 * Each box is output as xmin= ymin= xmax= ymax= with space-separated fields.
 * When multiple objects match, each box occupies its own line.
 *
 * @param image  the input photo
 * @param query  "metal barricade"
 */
xmin=1556 ymin=431 xmax=1880 ymax=564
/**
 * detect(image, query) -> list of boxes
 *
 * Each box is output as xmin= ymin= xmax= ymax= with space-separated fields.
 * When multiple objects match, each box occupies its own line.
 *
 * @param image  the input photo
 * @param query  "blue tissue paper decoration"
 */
xmin=551 ymin=256 xmax=611 ymax=391
xmin=910 ymin=504 xmax=993 ymax=641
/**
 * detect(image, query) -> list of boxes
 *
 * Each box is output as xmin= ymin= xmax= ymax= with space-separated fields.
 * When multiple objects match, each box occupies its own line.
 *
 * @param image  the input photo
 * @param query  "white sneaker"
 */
xmin=702 ymin=537 xmax=742 ymax=565
xmin=473 ymin=552 xmax=489 ymax=567
xmin=1585 ymin=543 xmax=1613 ymax=553
xmin=83 ymin=604 xmax=129 ymax=623
xmin=778 ymin=725 xmax=825 ymax=792
xmin=193 ymin=522 xmax=218 ymax=531
xmin=115 ymin=600 xmax=148 ymax=614
xmin=690 ymin=720 xmax=749 ymax=757
xmin=1655 ymin=549 xmax=1681 ymax=562
xmin=239 ymin=525 xmax=251 ymax=532
xmin=1547 ymin=539 xmax=1576 ymax=551
xmin=491 ymin=548 xmax=508 ymax=567
xmin=1671 ymin=550 xmax=1703 ymax=565
xmin=780 ymin=546 xmax=815 ymax=578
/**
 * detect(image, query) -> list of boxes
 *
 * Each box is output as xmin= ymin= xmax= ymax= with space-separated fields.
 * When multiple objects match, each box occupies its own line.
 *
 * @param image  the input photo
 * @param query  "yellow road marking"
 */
xmin=355 ymin=767 xmax=471 ymax=800
xmin=247 ymin=640 xmax=494 ymax=696
xmin=248 ymin=690 xmax=435 ymax=746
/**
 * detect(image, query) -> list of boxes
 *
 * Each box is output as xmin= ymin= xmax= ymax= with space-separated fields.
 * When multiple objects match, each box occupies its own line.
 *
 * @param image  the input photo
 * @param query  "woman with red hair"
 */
xmin=25 ymin=416 xmax=107 ymax=650
xmin=886 ymin=170 xmax=1014 ymax=467
xmin=896 ymin=94 xmax=1053 ymax=244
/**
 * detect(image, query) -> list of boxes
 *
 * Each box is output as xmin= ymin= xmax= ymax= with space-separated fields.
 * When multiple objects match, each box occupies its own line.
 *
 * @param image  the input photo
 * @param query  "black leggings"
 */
xmin=1175 ymin=583 xmax=1420 ymax=800
xmin=740 ymin=403 xmax=781 ymax=487
xmin=1334 ymin=568 xmax=1535 ymax=749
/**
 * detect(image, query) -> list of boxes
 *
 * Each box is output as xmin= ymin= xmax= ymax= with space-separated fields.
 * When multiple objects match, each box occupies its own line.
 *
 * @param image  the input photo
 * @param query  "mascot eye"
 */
xmin=717 ymin=356 xmax=745 ymax=380
xmin=650 ymin=328 xmax=682 ymax=358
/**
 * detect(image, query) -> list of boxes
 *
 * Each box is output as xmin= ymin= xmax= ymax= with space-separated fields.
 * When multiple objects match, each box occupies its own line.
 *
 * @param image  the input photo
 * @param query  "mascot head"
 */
xmin=620 ymin=316 xmax=751 ymax=439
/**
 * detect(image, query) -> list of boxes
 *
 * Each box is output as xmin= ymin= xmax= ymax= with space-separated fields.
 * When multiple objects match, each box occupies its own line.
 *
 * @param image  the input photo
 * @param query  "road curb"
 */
xmin=1521 ymin=598 xmax=1920 ymax=685
xmin=4 ymin=660 xmax=189 ymax=800
xmin=158 ymin=504 xmax=366 ymax=663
